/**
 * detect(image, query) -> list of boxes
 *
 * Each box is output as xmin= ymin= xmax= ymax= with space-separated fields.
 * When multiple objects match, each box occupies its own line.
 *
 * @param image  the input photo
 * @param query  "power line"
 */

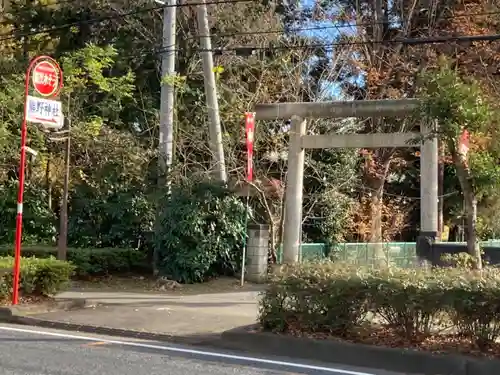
xmin=152 ymin=32 xmax=500 ymax=54
xmin=1 ymin=29 xmax=498 ymax=68
xmin=0 ymin=0 xmax=255 ymax=42
xmin=207 ymin=9 xmax=500 ymax=39
xmin=0 ymin=4 xmax=499 ymax=75
xmin=351 ymin=183 xmax=459 ymax=201
xmin=166 ymin=9 xmax=500 ymax=48
xmin=1 ymin=2 xmax=500 ymax=43
xmin=280 ymin=9 xmax=500 ymax=36
xmin=1 ymin=30 xmax=498 ymax=77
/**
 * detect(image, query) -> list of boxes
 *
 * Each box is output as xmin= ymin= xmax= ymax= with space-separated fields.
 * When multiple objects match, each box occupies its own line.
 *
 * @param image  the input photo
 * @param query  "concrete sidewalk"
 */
xmin=15 ymin=289 xmax=260 ymax=341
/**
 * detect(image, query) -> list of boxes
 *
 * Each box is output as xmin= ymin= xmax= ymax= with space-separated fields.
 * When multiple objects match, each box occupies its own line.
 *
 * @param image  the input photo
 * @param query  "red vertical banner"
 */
xmin=458 ymin=129 xmax=470 ymax=157
xmin=244 ymin=112 xmax=255 ymax=182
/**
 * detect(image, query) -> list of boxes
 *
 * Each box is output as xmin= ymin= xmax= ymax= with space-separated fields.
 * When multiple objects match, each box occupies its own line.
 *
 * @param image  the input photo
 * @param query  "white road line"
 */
xmin=0 ymin=325 xmax=376 ymax=375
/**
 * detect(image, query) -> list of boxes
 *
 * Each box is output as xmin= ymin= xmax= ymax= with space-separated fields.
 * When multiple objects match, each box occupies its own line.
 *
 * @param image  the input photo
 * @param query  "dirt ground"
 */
xmin=70 ymin=276 xmax=266 ymax=295
xmin=273 ymin=323 xmax=500 ymax=359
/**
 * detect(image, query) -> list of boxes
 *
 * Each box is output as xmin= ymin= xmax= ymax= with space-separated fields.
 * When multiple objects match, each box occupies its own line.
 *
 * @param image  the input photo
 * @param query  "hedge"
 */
xmin=0 ymin=245 xmax=148 ymax=277
xmin=259 ymin=262 xmax=500 ymax=350
xmin=0 ymin=256 xmax=74 ymax=299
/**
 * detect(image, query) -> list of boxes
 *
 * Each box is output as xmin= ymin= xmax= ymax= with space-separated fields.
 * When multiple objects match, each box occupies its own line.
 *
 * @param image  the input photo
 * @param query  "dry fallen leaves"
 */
xmin=268 ymin=323 xmax=500 ymax=359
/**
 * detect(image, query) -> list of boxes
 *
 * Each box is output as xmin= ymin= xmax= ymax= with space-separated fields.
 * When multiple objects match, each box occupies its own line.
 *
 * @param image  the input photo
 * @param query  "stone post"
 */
xmin=245 ymin=224 xmax=269 ymax=283
xmin=282 ymin=116 xmax=306 ymax=264
xmin=417 ymin=120 xmax=438 ymax=265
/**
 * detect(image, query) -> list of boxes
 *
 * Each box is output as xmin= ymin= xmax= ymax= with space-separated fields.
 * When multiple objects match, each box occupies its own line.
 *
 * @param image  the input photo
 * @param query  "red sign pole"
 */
xmin=12 ymin=55 xmax=63 ymax=305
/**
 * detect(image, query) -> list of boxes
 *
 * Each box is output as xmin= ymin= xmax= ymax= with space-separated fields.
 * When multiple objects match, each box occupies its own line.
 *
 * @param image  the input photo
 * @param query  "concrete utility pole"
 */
xmin=196 ymin=0 xmax=227 ymax=183
xmin=254 ymin=99 xmax=438 ymax=264
xmin=153 ymin=0 xmax=177 ymax=275
xmin=158 ymin=0 xmax=177 ymax=185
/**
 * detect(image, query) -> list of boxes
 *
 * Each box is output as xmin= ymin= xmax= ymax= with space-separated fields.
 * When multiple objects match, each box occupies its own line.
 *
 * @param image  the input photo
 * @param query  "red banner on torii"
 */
xmin=458 ymin=129 xmax=470 ymax=157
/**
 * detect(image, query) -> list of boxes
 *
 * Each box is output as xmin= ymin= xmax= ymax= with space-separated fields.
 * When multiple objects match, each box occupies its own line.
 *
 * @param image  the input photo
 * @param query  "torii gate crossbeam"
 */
xmin=254 ymin=99 xmax=438 ymax=264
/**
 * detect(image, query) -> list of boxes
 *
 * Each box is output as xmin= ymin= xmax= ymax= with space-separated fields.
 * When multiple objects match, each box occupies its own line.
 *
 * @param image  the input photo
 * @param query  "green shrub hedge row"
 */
xmin=259 ymin=262 xmax=500 ymax=350
xmin=0 ymin=245 xmax=148 ymax=277
xmin=0 ymin=256 xmax=74 ymax=299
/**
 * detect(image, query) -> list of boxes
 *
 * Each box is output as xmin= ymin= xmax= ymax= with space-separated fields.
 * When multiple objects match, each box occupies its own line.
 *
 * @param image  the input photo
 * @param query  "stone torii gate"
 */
xmin=254 ymin=99 xmax=438 ymax=263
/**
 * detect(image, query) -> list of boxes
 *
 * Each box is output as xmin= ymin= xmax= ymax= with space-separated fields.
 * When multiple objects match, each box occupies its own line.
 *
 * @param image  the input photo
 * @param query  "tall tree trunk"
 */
xmin=277 ymin=187 xmax=286 ymax=263
xmin=452 ymin=151 xmax=482 ymax=269
xmin=368 ymin=178 xmax=388 ymax=266
xmin=369 ymin=0 xmax=386 ymax=259
xmin=369 ymin=177 xmax=385 ymax=266
xmin=367 ymin=153 xmax=392 ymax=266
xmin=261 ymin=194 xmax=277 ymax=264
xmin=45 ymin=152 xmax=52 ymax=211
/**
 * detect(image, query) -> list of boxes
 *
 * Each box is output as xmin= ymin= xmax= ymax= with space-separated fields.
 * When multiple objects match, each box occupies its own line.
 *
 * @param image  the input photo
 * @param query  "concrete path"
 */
xmin=32 ymin=289 xmax=260 ymax=338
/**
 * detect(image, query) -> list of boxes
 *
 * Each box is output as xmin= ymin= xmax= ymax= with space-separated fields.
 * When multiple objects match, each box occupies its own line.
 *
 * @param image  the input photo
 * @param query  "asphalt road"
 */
xmin=0 ymin=324 xmax=410 ymax=375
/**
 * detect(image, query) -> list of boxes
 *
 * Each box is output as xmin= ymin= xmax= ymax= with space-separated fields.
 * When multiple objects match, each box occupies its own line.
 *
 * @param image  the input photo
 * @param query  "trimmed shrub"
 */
xmin=447 ymin=268 xmax=500 ymax=349
xmin=0 ymin=246 xmax=148 ymax=277
xmin=66 ymin=247 xmax=148 ymax=277
xmin=0 ymin=256 xmax=74 ymax=299
xmin=259 ymin=262 xmax=500 ymax=350
xmin=260 ymin=263 xmax=369 ymax=335
xmin=440 ymin=251 xmax=484 ymax=269
xmin=366 ymin=268 xmax=449 ymax=341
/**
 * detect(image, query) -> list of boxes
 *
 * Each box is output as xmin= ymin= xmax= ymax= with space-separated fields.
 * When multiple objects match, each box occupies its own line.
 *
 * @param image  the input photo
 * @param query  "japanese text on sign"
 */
xmin=26 ymin=95 xmax=64 ymax=128
xmin=33 ymin=71 xmax=57 ymax=86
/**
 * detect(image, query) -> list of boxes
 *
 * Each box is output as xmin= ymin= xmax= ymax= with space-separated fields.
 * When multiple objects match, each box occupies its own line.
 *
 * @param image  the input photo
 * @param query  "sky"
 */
xmin=292 ymin=0 xmax=365 ymax=100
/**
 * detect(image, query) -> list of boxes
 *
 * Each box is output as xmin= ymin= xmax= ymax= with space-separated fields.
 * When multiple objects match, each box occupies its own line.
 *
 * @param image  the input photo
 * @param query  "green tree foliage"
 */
xmin=3 ymin=0 xmax=500 ymax=257
xmin=0 ymin=41 xmax=147 ymax=248
xmin=67 ymin=130 xmax=155 ymax=248
xmin=155 ymin=182 xmax=248 ymax=283
xmin=418 ymin=60 xmax=500 ymax=266
xmin=0 ymin=0 xmax=365 ymax=277
xmin=0 ymin=181 xmax=56 ymax=244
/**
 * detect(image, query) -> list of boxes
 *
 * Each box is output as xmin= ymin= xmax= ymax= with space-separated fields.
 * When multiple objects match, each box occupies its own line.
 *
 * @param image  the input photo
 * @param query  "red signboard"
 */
xmin=32 ymin=61 xmax=61 ymax=97
xmin=244 ymin=112 xmax=255 ymax=182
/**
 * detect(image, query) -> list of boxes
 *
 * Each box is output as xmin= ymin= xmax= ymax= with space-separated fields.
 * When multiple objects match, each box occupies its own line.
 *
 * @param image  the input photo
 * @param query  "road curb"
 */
xmin=221 ymin=325 xmax=500 ymax=375
xmin=0 ymin=298 xmax=92 ymax=317
xmin=0 ymin=312 xmax=226 ymax=347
